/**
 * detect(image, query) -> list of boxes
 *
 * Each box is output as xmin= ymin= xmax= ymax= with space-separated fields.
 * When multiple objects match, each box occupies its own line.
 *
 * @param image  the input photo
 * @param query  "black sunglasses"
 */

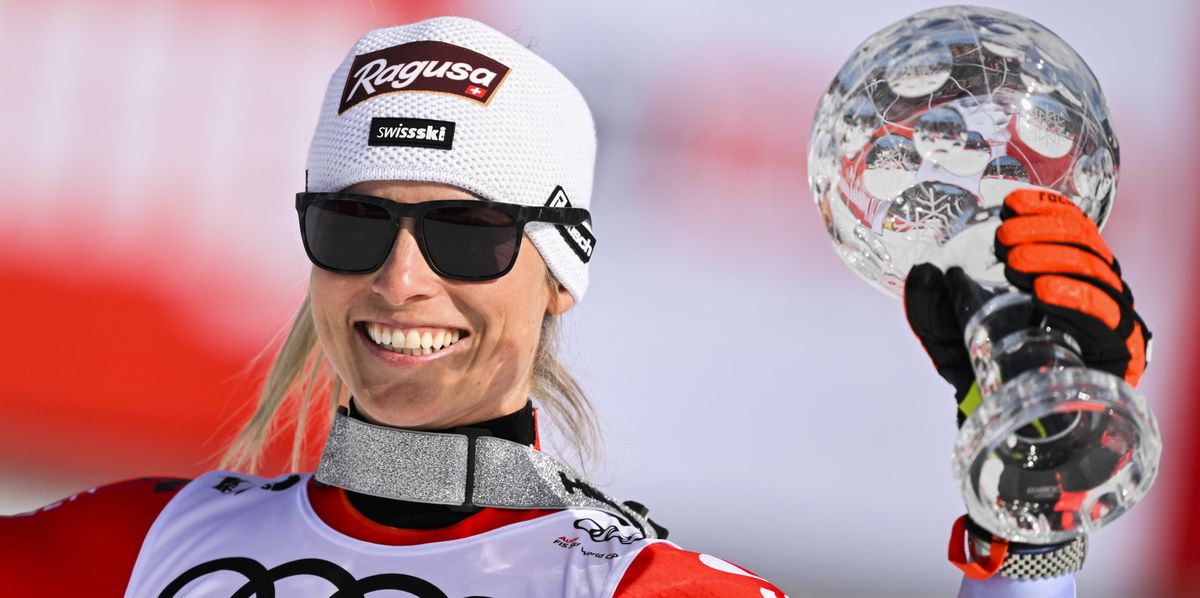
xmin=296 ymin=192 xmax=593 ymax=281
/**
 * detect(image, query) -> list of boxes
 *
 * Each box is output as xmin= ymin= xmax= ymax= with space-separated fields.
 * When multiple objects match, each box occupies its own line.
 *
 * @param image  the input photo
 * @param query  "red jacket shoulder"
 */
xmin=615 ymin=542 xmax=788 ymax=597
xmin=0 ymin=476 xmax=188 ymax=596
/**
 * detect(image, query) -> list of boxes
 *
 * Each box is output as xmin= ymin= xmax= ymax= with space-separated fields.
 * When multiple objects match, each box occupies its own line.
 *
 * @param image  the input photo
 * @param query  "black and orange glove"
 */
xmin=904 ymin=188 xmax=1152 ymax=426
xmin=905 ymin=189 xmax=1146 ymax=579
xmin=995 ymin=188 xmax=1151 ymax=387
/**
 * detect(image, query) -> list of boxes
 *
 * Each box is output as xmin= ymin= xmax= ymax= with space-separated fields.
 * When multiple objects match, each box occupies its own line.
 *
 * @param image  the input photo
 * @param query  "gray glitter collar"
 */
xmin=314 ymin=411 xmax=664 ymax=540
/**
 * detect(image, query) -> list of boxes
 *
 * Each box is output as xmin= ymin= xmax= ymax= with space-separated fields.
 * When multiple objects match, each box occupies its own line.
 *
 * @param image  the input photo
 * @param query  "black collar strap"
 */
xmin=315 ymin=411 xmax=665 ymax=540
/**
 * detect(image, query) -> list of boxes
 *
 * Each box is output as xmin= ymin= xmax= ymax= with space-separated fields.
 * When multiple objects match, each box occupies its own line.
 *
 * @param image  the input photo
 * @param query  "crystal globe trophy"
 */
xmin=807 ymin=6 xmax=1160 ymax=544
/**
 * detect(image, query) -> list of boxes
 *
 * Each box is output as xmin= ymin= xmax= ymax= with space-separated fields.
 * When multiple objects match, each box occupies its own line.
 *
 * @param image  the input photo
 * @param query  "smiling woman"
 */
xmin=223 ymin=179 xmax=600 ymax=471
xmin=0 ymin=15 xmax=788 ymax=598
xmin=307 ymin=180 xmax=574 ymax=431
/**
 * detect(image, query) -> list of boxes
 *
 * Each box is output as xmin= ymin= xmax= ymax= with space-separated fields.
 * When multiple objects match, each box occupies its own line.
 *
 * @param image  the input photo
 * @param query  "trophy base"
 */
xmin=954 ymin=366 xmax=1160 ymax=544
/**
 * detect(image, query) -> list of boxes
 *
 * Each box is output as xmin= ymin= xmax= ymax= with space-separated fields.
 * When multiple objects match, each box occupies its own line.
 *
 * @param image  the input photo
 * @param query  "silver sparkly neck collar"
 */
xmin=314 ymin=411 xmax=663 ymax=539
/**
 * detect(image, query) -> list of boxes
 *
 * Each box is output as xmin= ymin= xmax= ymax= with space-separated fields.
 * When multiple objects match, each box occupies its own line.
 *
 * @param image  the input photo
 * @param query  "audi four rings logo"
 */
xmin=159 ymin=557 xmax=493 ymax=598
xmin=339 ymin=40 xmax=511 ymax=113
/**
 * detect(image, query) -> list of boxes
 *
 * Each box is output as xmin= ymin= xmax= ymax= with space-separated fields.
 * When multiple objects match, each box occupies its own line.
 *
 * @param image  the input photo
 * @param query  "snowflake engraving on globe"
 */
xmin=808 ymin=6 xmax=1119 ymax=296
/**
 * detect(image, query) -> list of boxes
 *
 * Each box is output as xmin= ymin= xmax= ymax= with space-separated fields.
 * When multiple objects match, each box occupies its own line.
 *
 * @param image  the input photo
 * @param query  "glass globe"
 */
xmin=808 ymin=6 xmax=1158 ymax=545
xmin=808 ymin=5 xmax=1119 ymax=296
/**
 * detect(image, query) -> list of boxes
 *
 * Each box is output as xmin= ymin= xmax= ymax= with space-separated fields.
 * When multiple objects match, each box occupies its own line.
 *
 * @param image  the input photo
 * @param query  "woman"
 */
xmin=0 ymin=17 xmax=787 ymax=597
xmin=0 ymin=15 xmax=1141 ymax=598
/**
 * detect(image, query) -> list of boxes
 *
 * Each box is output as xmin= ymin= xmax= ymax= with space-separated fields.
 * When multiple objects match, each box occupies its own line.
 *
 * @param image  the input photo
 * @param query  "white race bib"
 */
xmin=124 ymin=471 xmax=662 ymax=598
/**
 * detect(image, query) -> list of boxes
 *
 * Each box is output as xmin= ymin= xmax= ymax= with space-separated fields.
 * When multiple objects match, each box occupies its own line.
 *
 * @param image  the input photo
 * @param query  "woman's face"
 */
xmin=309 ymin=180 xmax=574 ymax=429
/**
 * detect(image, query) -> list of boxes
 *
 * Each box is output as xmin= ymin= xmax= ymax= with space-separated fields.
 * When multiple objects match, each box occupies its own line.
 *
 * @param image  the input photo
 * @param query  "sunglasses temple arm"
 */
xmin=529 ymin=207 xmax=591 ymax=227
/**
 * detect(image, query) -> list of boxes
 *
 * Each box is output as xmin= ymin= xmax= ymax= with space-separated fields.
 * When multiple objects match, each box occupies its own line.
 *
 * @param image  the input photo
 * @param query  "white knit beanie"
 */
xmin=306 ymin=17 xmax=597 ymax=301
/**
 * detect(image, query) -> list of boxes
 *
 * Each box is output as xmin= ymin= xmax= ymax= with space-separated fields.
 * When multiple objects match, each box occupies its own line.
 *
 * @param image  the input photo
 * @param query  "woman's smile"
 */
xmin=355 ymin=321 xmax=470 ymax=364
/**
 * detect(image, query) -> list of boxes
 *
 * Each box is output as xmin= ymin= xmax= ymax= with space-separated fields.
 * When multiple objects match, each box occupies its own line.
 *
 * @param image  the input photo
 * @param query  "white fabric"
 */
xmin=124 ymin=471 xmax=658 ymax=598
xmin=958 ymin=573 xmax=1076 ymax=598
xmin=306 ymin=16 xmax=596 ymax=301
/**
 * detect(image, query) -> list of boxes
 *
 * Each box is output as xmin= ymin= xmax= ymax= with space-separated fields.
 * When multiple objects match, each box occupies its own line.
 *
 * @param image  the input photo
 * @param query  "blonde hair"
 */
xmin=221 ymin=272 xmax=600 ymax=473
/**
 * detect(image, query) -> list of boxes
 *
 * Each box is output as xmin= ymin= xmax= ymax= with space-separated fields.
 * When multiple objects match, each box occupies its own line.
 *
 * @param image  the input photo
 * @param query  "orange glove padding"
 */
xmin=996 ymin=189 xmax=1151 ymax=386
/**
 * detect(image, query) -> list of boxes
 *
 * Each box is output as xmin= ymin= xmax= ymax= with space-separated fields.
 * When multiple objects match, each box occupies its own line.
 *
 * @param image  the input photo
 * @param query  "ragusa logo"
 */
xmin=339 ymin=40 xmax=512 ymax=113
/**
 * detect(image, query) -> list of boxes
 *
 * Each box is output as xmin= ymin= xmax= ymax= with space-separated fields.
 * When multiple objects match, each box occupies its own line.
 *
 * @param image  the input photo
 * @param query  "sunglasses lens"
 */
xmin=424 ymin=206 xmax=519 ymax=279
xmin=303 ymin=198 xmax=395 ymax=272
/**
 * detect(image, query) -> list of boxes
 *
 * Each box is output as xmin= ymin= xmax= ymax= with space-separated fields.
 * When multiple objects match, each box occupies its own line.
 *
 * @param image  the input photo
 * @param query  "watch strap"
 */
xmin=950 ymin=515 xmax=1087 ymax=580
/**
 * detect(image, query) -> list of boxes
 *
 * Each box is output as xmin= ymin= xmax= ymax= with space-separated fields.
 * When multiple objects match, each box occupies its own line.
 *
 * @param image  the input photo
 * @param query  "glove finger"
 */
xmin=1034 ymin=274 xmax=1123 ymax=331
xmin=1006 ymin=244 xmax=1125 ymax=298
xmin=1125 ymin=318 xmax=1148 ymax=386
xmin=1031 ymin=275 xmax=1148 ymax=386
xmin=905 ymin=263 xmax=958 ymax=344
xmin=996 ymin=214 xmax=1114 ymax=266
xmin=1035 ymin=297 xmax=1130 ymax=381
xmin=905 ymin=263 xmax=976 ymax=398
xmin=1001 ymin=188 xmax=1087 ymax=220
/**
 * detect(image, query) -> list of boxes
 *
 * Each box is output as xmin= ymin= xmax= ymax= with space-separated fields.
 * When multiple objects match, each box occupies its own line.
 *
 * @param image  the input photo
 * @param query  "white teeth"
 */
xmin=366 ymin=324 xmax=463 ymax=354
